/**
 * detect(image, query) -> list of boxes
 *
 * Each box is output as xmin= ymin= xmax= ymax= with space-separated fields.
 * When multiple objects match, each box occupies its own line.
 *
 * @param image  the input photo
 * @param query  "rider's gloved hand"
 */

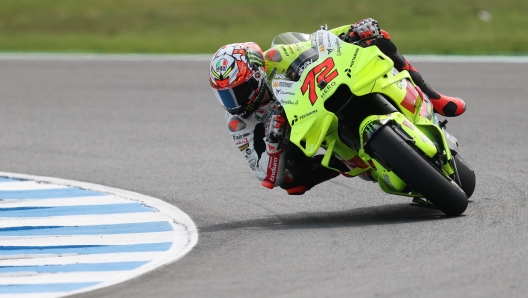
xmin=264 ymin=112 xmax=287 ymax=155
xmin=342 ymin=18 xmax=381 ymax=43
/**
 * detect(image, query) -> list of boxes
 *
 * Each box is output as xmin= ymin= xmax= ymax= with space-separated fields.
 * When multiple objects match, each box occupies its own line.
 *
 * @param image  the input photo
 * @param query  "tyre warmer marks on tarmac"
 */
xmin=0 ymin=172 xmax=198 ymax=298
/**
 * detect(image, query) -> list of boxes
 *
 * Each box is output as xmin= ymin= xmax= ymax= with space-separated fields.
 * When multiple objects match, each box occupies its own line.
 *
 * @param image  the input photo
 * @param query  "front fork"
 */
xmin=320 ymin=110 xmax=458 ymax=197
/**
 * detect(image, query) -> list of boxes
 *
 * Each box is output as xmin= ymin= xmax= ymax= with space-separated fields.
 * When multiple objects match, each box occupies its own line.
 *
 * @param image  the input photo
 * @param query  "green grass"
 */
xmin=0 ymin=0 xmax=527 ymax=55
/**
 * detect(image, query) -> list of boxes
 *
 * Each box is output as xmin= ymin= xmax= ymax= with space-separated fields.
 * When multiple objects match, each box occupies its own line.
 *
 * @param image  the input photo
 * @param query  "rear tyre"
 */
xmin=453 ymin=155 xmax=476 ymax=199
xmin=368 ymin=126 xmax=468 ymax=216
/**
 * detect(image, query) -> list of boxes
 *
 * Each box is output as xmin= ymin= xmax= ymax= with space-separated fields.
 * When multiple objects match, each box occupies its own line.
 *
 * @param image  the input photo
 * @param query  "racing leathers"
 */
xmin=225 ymin=98 xmax=350 ymax=195
xmin=226 ymin=99 xmax=287 ymax=189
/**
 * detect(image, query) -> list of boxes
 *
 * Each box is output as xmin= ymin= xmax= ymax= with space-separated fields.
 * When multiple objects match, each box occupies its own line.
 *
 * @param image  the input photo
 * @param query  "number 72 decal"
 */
xmin=300 ymin=57 xmax=338 ymax=105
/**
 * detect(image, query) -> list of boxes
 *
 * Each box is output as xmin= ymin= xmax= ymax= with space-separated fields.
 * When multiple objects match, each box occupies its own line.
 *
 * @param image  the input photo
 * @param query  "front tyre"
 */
xmin=453 ymin=155 xmax=476 ymax=199
xmin=368 ymin=126 xmax=468 ymax=216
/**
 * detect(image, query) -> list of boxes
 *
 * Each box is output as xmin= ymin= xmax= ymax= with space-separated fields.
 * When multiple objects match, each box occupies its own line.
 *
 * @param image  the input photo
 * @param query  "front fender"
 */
xmin=360 ymin=113 xmax=438 ymax=158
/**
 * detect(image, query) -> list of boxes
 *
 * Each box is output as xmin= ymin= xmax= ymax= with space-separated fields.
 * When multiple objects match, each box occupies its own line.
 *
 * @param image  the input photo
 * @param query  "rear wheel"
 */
xmin=453 ymin=155 xmax=476 ymax=199
xmin=368 ymin=125 xmax=468 ymax=216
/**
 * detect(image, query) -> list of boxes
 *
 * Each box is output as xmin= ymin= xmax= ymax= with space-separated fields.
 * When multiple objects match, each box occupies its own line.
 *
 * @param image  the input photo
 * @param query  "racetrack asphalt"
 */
xmin=0 ymin=58 xmax=527 ymax=298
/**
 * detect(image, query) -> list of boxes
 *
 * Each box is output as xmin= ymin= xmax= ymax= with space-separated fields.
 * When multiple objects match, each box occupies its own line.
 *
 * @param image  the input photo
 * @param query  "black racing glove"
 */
xmin=264 ymin=111 xmax=287 ymax=155
xmin=342 ymin=18 xmax=382 ymax=44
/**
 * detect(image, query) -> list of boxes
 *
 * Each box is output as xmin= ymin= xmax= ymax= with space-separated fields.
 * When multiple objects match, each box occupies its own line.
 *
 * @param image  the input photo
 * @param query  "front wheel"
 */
xmin=368 ymin=126 xmax=468 ymax=216
xmin=453 ymin=155 xmax=476 ymax=199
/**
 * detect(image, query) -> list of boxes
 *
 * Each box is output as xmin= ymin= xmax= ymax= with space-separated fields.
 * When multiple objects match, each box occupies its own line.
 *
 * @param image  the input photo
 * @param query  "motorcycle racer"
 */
xmin=209 ymin=18 xmax=466 ymax=195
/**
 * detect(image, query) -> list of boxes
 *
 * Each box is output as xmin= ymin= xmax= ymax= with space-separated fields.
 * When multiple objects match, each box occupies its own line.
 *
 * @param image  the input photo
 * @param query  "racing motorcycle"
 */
xmin=269 ymin=29 xmax=475 ymax=216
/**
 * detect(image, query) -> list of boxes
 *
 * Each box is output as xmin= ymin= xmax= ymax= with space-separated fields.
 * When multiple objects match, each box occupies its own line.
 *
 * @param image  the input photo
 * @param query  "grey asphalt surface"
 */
xmin=0 ymin=58 xmax=527 ymax=298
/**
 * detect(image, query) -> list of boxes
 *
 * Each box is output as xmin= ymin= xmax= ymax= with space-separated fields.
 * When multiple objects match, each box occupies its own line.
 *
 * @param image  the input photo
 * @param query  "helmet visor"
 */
xmin=213 ymin=79 xmax=258 ymax=114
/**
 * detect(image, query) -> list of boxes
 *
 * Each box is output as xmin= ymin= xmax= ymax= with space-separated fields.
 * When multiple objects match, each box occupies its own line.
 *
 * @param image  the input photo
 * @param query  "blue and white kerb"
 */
xmin=0 ymin=173 xmax=198 ymax=298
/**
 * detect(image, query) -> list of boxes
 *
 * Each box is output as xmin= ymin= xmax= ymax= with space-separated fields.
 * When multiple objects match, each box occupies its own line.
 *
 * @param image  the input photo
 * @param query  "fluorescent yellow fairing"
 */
xmin=268 ymin=30 xmax=458 ymax=196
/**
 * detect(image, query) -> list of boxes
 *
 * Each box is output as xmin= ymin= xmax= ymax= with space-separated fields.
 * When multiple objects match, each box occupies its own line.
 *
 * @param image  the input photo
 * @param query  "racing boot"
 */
xmin=402 ymin=59 xmax=466 ymax=117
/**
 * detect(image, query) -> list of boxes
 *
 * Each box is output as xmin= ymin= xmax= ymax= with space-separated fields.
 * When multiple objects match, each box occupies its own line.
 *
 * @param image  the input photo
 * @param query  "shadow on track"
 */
xmin=199 ymin=202 xmax=458 ymax=233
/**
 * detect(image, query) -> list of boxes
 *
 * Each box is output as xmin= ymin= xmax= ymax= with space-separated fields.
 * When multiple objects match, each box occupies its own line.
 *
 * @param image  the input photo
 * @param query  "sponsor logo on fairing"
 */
xmin=310 ymin=34 xmax=317 ymax=48
xmin=298 ymin=59 xmax=314 ymax=76
xmin=291 ymin=109 xmax=318 ymax=126
xmin=273 ymin=81 xmax=294 ymax=88
xmin=280 ymin=46 xmax=290 ymax=57
xmin=280 ymin=99 xmax=299 ymax=106
xmin=364 ymin=122 xmax=377 ymax=138
xmin=273 ymin=82 xmax=295 ymax=95
xmin=335 ymin=38 xmax=342 ymax=56
xmin=320 ymin=81 xmax=337 ymax=99
xmin=269 ymin=68 xmax=277 ymax=80
xmin=349 ymin=48 xmax=359 ymax=67
xmin=326 ymin=34 xmax=334 ymax=54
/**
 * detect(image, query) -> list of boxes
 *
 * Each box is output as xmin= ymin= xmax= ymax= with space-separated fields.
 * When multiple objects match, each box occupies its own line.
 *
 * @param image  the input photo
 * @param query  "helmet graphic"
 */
xmin=210 ymin=42 xmax=267 ymax=118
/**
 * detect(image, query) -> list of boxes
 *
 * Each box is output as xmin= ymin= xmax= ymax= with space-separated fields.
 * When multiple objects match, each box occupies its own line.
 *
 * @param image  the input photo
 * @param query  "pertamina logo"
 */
xmin=291 ymin=109 xmax=318 ymax=126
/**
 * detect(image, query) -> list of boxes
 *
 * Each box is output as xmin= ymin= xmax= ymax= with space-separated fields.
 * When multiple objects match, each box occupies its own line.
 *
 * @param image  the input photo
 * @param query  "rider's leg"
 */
xmin=373 ymin=35 xmax=466 ymax=117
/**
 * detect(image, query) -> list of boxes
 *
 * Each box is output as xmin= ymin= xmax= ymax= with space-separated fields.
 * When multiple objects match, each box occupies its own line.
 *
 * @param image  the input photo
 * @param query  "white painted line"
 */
xmin=0 ymin=53 xmax=212 ymax=61
xmin=0 ymin=212 xmax=171 ymax=228
xmin=0 ymin=271 xmax=127 ymax=284
xmin=0 ymin=252 xmax=166 ymax=266
xmin=0 ymin=293 xmax=67 ymax=298
xmin=0 ymin=53 xmax=526 ymax=63
xmin=0 ymin=181 xmax=69 ymax=191
xmin=0 ymin=231 xmax=182 ymax=246
xmin=0 ymin=171 xmax=198 ymax=298
xmin=405 ymin=54 xmax=528 ymax=63
xmin=0 ymin=195 xmax=132 ymax=208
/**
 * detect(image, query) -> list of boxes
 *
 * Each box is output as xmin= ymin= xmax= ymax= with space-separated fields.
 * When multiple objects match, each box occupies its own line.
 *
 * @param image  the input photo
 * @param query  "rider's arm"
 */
xmin=330 ymin=20 xmax=391 ymax=42
xmin=225 ymin=111 xmax=286 ymax=187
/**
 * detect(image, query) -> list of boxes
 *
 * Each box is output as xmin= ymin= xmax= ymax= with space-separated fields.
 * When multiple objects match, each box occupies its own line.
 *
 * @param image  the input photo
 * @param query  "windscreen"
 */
xmin=271 ymin=32 xmax=311 ymax=47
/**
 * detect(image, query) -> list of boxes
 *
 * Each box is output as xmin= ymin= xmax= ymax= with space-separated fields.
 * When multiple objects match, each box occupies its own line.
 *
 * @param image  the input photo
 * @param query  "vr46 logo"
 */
xmin=300 ymin=57 xmax=338 ymax=105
